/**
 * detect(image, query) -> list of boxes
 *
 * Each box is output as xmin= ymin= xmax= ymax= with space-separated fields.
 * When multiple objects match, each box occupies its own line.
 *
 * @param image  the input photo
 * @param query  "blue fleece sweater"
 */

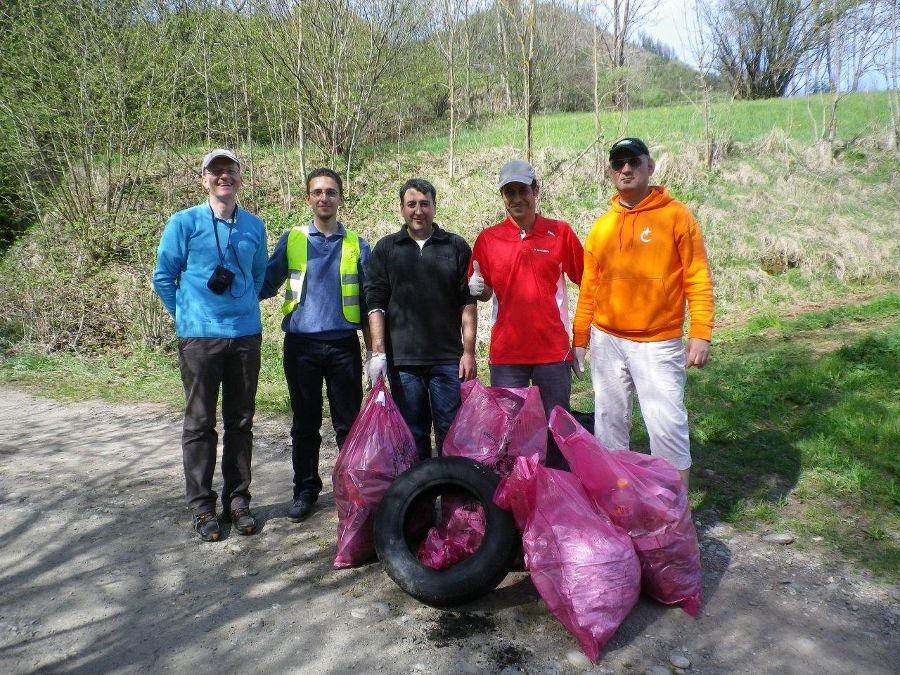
xmin=153 ymin=202 xmax=267 ymax=338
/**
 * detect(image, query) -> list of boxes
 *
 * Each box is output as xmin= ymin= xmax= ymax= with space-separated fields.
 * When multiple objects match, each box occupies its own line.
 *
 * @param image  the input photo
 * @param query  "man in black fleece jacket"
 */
xmin=365 ymin=178 xmax=477 ymax=459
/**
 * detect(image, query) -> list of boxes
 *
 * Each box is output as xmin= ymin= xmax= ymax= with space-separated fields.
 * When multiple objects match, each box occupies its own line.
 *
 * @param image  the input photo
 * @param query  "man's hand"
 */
xmin=572 ymin=347 xmax=587 ymax=378
xmin=366 ymin=351 xmax=388 ymax=386
xmin=685 ymin=338 xmax=710 ymax=368
xmin=459 ymin=352 xmax=477 ymax=381
xmin=468 ymin=261 xmax=485 ymax=297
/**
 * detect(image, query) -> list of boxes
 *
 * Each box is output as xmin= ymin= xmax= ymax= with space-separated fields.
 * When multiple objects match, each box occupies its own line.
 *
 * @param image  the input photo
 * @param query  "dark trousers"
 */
xmin=178 ymin=335 xmax=261 ymax=515
xmin=490 ymin=362 xmax=572 ymax=470
xmin=283 ymin=333 xmax=362 ymax=501
xmin=388 ymin=363 xmax=462 ymax=461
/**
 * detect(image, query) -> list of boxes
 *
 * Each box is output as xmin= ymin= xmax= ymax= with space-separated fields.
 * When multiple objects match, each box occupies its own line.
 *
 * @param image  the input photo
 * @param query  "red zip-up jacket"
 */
xmin=471 ymin=214 xmax=584 ymax=364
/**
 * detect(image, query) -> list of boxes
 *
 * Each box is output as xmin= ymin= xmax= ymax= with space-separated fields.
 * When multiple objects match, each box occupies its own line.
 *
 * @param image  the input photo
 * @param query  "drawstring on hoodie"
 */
xmin=613 ymin=187 xmax=672 ymax=250
xmin=616 ymin=210 xmax=641 ymax=250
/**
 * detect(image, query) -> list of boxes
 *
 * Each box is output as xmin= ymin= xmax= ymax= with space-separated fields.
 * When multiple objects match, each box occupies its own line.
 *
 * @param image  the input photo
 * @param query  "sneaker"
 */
xmin=288 ymin=498 xmax=314 ymax=522
xmin=193 ymin=511 xmax=221 ymax=542
xmin=227 ymin=507 xmax=258 ymax=536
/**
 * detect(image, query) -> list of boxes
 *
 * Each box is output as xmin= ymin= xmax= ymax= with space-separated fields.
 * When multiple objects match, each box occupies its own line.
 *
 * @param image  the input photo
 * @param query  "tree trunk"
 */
xmin=889 ymin=0 xmax=900 ymax=151
xmin=495 ymin=2 xmax=513 ymax=110
xmin=592 ymin=2 xmax=603 ymax=173
xmin=296 ymin=5 xmax=306 ymax=182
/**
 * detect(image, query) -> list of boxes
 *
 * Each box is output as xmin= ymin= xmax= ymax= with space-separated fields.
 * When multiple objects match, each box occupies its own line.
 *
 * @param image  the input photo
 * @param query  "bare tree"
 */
xmin=685 ymin=0 xmax=722 ymax=168
xmin=698 ymin=0 xmax=836 ymax=99
xmin=802 ymin=1 xmax=882 ymax=161
xmin=885 ymin=0 xmax=900 ymax=150
xmin=254 ymin=0 xmax=422 ymax=176
xmin=592 ymin=1 xmax=608 ymax=171
xmin=596 ymin=0 xmax=660 ymax=110
xmin=462 ymin=0 xmax=474 ymax=119
xmin=437 ymin=0 xmax=466 ymax=178
xmin=501 ymin=0 xmax=538 ymax=161
xmin=495 ymin=0 xmax=515 ymax=111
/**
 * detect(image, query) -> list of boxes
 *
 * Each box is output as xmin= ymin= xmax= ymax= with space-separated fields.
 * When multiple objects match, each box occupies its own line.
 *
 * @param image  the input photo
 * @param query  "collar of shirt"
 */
xmin=398 ymin=223 xmax=448 ymax=243
xmin=208 ymin=200 xmax=238 ymax=224
xmin=306 ymin=221 xmax=347 ymax=238
xmin=501 ymin=214 xmax=550 ymax=239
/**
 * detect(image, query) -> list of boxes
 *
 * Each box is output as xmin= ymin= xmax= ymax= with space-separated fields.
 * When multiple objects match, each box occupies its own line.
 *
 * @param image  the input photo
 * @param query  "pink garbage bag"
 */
xmin=416 ymin=494 xmax=486 ymax=569
xmin=494 ymin=453 xmax=541 ymax=530
xmin=443 ymin=380 xmax=547 ymax=476
xmin=418 ymin=382 xmax=545 ymax=569
xmin=497 ymin=456 xmax=640 ymax=663
xmin=549 ymin=407 xmax=702 ymax=616
xmin=332 ymin=379 xmax=419 ymax=569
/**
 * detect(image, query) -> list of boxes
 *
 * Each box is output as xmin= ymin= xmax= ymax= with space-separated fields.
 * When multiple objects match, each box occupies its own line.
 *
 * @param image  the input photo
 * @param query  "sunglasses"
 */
xmin=610 ymin=156 xmax=644 ymax=171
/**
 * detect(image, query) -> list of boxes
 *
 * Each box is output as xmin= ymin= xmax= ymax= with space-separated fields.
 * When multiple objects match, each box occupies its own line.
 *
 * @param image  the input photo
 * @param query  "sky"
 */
xmin=642 ymin=0 xmax=699 ymax=67
xmin=638 ymin=0 xmax=891 ymax=91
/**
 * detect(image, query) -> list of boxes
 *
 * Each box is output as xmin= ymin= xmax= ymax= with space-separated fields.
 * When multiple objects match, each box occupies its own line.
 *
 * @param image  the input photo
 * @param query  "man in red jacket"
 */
xmin=469 ymin=160 xmax=584 ymax=468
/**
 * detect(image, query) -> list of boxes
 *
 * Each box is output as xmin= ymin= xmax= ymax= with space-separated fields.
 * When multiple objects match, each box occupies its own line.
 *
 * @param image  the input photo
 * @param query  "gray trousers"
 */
xmin=177 ymin=335 xmax=261 ymax=515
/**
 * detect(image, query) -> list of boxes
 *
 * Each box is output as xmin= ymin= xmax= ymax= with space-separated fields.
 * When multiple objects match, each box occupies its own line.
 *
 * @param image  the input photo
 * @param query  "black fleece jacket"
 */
xmin=365 ymin=224 xmax=475 ymax=367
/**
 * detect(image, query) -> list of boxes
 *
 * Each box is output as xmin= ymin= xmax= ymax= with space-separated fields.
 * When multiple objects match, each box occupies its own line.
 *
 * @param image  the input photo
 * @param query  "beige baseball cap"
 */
xmin=200 ymin=148 xmax=240 ymax=173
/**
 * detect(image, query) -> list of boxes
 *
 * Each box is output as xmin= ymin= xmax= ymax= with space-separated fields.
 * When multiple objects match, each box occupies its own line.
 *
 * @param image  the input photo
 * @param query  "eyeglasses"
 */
xmin=609 ymin=156 xmax=643 ymax=171
xmin=309 ymin=188 xmax=340 ymax=198
xmin=205 ymin=167 xmax=240 ymax=177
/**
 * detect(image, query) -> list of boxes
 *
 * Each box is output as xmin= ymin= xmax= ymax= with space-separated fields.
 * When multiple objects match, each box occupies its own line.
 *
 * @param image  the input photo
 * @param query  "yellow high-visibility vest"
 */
xmin=281 ymin=225 xmax=361 ymax=323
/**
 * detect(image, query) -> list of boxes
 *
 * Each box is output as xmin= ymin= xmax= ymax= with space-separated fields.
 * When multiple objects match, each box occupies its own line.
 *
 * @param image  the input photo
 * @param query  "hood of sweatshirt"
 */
xmin=609 ymin=185 xmax=674 ymax=250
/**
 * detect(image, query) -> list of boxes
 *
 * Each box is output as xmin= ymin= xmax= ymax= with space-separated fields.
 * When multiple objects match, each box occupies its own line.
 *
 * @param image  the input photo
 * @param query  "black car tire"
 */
xmin=374 ymin=456 xmax=518 ymax=607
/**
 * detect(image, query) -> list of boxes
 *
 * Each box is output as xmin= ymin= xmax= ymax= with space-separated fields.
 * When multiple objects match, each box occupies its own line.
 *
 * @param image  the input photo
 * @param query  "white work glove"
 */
xmin=573 ymin=347 xmax=587 ymax=378
xmin=468 ymin=260 xmax=485 ymax=297
xmin=366 ymin=351 xmax=388 ymax=387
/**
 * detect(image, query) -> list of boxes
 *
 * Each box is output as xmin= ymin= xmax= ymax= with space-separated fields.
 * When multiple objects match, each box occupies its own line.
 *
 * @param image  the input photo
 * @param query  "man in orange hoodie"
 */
xmin=572 ymin=138 xmax=714 ymax=488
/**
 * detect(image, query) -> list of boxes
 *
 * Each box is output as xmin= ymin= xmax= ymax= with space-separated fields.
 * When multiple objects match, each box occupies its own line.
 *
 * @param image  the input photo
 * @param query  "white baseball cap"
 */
xmin=200 ymin=148 xmax=240 ymax=173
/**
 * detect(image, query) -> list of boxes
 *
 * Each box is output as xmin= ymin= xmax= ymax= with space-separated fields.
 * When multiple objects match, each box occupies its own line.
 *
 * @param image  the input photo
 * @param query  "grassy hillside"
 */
xmin=398 ymin=92 xmax=894 ymax=153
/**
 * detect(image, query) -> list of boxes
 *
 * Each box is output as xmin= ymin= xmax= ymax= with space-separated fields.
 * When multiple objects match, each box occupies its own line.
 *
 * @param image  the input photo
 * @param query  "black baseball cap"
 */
xmin=609 ymin=137 xmax=650 ymax=160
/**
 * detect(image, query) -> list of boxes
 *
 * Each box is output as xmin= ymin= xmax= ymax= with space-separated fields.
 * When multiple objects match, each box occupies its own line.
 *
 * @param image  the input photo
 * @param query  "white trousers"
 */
xmin=589 ymin=325 xmax=691 ymax=470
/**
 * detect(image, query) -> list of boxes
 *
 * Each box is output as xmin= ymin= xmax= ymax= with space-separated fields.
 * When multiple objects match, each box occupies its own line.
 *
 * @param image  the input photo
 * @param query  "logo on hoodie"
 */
xmin=640 ymin=227 xmax=652 ymax=244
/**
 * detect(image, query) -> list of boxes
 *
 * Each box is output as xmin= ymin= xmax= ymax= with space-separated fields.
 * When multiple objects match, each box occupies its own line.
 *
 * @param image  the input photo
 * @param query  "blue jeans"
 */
xmin=388 ymin=364 xmax=462 ymax=460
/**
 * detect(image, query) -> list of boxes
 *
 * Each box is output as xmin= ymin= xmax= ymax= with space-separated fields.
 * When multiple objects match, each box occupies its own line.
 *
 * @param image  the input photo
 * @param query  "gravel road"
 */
xmin=1 ymin=387 xmax=897 ymax=674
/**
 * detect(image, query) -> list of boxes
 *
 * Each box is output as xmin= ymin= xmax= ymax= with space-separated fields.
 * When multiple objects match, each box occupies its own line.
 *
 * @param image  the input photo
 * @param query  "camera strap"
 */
xmin=210 ymin=203 xmax=238 ymax=266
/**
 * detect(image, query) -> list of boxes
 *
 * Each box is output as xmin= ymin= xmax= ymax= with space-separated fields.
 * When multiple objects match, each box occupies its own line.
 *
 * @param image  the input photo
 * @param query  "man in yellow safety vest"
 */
xmin=260 ymin=168 xmax=372 ymax=522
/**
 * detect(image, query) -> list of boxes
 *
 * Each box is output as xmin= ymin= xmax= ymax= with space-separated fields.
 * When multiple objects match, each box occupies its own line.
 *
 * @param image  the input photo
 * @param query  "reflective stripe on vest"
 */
xmin=281 ymin=225 xmax=361 ymax=323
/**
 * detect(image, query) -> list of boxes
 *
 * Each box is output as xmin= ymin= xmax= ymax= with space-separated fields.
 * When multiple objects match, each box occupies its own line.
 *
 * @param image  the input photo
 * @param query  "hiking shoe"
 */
xmin=227 ymin=507 xmax=258 ymax=536
xmin=288 ymin=498 xmax=314 ymax=522
xmin=193 ymin=511 xmax=221 ymax=542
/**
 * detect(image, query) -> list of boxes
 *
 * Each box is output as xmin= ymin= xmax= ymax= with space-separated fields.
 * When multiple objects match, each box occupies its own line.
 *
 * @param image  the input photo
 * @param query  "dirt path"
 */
xmin=1 ymin=387 xmax=897 ymax=675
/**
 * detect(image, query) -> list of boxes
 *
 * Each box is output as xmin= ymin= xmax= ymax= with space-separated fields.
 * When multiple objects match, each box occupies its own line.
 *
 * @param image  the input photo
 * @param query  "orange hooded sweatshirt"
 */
xmin=573 ymin=186 xmax=714 ymax=346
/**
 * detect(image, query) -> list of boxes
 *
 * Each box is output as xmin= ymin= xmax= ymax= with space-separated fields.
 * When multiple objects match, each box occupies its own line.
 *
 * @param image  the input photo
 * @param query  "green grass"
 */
xmin=0 ymin=342 xmax=292 ymax=416
xmin=393 ymin=91 xmax=892 ymax=155
xmin=0 ymin=350 xmax=184 ymax=406
xmin=573 ymin=293 xmax=899 ymax=579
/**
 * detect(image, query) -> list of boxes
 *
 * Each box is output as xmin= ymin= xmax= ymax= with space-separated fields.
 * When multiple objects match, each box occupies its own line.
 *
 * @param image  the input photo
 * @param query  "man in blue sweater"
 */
xmin=153 ymin=149 xmax=268 ymax=542
xmin=260 ymin=168 xmax=371 ymax=522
